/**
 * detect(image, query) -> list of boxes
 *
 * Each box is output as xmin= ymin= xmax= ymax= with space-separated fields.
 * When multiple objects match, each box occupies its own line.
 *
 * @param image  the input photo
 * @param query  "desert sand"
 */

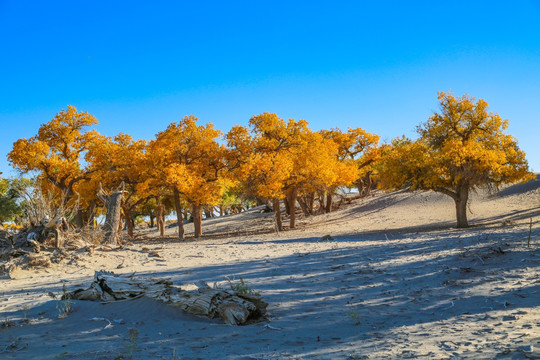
xmin=1 ymin=178 xmax=539 ymax=359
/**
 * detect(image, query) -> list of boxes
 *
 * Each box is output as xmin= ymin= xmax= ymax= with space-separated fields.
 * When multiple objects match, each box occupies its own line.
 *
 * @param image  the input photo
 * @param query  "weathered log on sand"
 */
xmin=65 ymin=271 xmax=268 ymax=325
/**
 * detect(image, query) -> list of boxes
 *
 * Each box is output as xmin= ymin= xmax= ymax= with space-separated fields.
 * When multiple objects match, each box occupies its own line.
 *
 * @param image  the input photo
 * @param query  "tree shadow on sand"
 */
xmin=1 ymin=224 xmax=538 ymax=359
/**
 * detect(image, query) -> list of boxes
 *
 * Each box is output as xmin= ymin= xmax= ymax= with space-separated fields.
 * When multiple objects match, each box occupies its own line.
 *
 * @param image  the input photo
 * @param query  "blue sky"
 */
xmin=1 ymin=0 xmax=539 ymax=176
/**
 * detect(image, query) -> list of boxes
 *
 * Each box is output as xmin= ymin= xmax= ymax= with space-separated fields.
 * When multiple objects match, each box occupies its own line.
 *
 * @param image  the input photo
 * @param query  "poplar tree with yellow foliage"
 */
xmin=149 ymin=116 xmax=230 ymax=238
xmin=320 ymin=127 xmax=380 ymax=210
xmin=9 ymin=106 xmax=99 ymax=199
xmin=85 ymin=133 xmax=148 ymax=237
xmin=246 ymin=113 xmax=306 ymax=230
xmin=379 ymin=92 xmax=533 ymax=228
xmin=248 ymin=113 xmax=360 ymax=230
xmin=8 ymin=106 xmax=101 ymax=226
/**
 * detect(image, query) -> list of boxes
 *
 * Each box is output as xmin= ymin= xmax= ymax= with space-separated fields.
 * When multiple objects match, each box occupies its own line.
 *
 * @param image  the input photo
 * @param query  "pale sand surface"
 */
xmin=1 ymin=178 xmax=539 ymax=359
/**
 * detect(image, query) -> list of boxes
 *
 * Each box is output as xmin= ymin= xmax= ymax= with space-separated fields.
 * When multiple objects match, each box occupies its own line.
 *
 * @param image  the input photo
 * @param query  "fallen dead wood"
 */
xmin=64 ymin=271 xmax=268 ymax=325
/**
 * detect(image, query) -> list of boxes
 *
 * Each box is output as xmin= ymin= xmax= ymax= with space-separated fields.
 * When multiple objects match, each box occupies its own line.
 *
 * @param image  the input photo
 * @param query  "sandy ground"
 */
xmin=1 ymin=178 xmax=539 ymax=359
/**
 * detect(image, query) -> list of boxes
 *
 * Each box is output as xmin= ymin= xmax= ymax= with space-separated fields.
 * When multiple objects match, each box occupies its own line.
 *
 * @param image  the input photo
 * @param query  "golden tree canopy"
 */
xmin=320 ymin=127 xmax=381 ymax=186
xmin=149 ymin=115 xmax=228 ymax=206
xmin=379 ymin=92 xmax=533 ymax=227
xmin=247 ymin=112 xmax=359 ymax=199
xmin=8 ymin=105 xmax=100 ymax=198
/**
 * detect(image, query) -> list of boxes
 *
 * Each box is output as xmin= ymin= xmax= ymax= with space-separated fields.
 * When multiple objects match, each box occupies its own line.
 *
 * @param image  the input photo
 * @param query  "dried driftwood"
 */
xmin=0 ymin=217 xmax=72 ymax=277
xmin=65 ymin=271 xmax=268 ymax=325
xmin=10 ymin=216 xmax=69 ymax=250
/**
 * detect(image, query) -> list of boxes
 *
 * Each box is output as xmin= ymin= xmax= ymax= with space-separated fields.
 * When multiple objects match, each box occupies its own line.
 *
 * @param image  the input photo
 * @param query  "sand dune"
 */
xmin=1 ymin=179 xmax=539 ymax=359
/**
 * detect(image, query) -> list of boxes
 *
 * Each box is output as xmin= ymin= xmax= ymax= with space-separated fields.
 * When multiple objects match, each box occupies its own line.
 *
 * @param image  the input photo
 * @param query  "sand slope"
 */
xmin=1 ymin=178 xmax=539 ymax=359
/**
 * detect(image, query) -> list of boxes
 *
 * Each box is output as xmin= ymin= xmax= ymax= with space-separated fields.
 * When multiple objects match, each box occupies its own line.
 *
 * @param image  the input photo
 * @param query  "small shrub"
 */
xmin=127 ymin=327 xmax=139 ymax=358
xmin=1 ymin=317 xmax=15 ymax=328
xmin=57 ymin=284 xmax=73 ymax=318
xmin=227 ymin=276 xmax=260 ymax=296
xmin=348 ymin=310 xmax=361 ymax=325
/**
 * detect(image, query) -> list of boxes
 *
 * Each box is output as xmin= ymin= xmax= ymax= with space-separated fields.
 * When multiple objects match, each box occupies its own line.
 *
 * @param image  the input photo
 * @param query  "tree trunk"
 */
xmin=284 ymin=197 xmax=290 ymax=216
xmin=119 ymin=212 xmax=125 ymax=234
xmin=97 ymin=184 xmax=124 ymax=245
xmin=74 ymin=209 xmax=84 ymax=229
xmin=157 ymin=197 xmax=164 ymax=237
xmin=364 ymin=173 xmax=373 ymax=197
xmin=289 ymin=187 xmax=298 ymax=229
xmin=272 ymin=198 xmax=283 ymax=231
xmin=149 ymin=215 xmax=155 ymax=228
xmin=85 ymin=201 xmax=97 ymax=227
xmin=298 ymin=197 xmax=310 ymax=216
xmin=355 ymin=178 xmax=364 ymax=196
xmin=325 ymin=191 xmax=333 ymax=213
xmin=123 ymin=206 xmax=134 ymax=238
xmin=53 ymin=218 xmax=69 ymax=248
xmin=297 ymin=194 xmax=314 ymax=216
xmin=192 ymin=204 xmax=202 ymax=238
xmin=455 ymin=186 xmax=469 ymax=228
xmin=156 ymin=202 xmax=161 ymax=233
xmin=173 ymin=188 xmax=185 ymax=240
xmin=317 ymin=193 xmax=325 ymax=214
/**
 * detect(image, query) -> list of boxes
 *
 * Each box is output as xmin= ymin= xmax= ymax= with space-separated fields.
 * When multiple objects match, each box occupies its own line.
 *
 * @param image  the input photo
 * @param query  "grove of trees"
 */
xmin=4 ymin=92 xmax=533 ymax=238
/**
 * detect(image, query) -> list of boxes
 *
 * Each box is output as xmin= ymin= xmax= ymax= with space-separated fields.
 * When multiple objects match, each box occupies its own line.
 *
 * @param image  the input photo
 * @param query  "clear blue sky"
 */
xmin=1 ymin=0 xmax=539 ymax=177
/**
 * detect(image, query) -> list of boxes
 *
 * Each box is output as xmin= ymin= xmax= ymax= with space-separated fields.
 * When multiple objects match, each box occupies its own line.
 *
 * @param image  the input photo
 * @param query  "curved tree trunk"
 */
xmin=364 ymin=173 xmax=373 ymax=197
xmin=173 ymin=188 xmax=185 ymax=240
xmin=298 ymin=194 xmax=315 ymax=216
xmin=272 ymin=198 xmax=283 ymax=232
xmin=298 ymin=197 xmax=309 ymax=216
xmin=192 ymin=204 xmax=202 ymax=238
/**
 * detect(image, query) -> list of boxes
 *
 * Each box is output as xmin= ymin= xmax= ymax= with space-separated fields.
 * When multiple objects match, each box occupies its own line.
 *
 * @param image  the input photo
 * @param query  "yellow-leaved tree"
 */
xmin=246 ymin=113 xmax=304 ymax=230
xmin=248 ymin=112 xmax=359 ymax=229
xmin=379 ymin=92 xmax=533 ymax=228
xmin=289 ymin=129 xmax=358 ymax=218
xmin=86 ymin=133 xmax=148 ymax=237
xmin=149 ymin=116 xmax=229 ymax=238
xmin=8 ymin=106 xmax=100 ymax=226
xmin=320 ymin=127 xmax=380 ymax=210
